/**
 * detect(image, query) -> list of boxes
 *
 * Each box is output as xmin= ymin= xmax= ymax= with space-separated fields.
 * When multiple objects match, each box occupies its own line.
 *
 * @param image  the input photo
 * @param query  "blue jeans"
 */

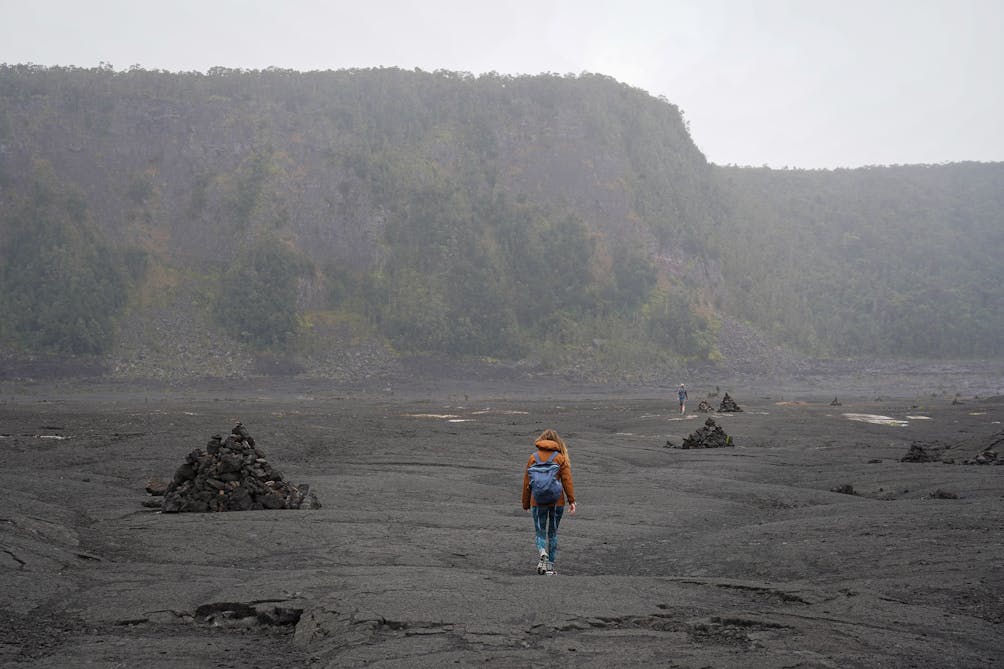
xmin=532 ymin=505 xmax=564 ymax=563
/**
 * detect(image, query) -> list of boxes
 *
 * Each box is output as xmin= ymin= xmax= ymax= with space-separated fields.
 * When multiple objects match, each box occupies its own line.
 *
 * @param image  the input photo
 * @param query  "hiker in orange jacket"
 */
xmin=522 ymin=429 xmax=576 ymax=574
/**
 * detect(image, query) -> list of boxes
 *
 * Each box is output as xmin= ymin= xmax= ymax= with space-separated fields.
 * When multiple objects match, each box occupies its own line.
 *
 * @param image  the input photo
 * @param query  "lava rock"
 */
xmin=159 ymin=423 xmax=322 ymax=513
xmin=901 ymin=441 xmax=948 ymax=463
xmin=677 ymin=418 xmax=735 ymax=449
xmin=718 ymin=393 xmax=743 ymax=413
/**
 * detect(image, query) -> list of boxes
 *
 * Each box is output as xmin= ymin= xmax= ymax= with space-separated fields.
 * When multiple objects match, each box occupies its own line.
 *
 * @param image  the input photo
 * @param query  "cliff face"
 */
xmin=0 ymin=67 xmax=712 ymax=265
xmin=3 ymin=66 xmax=1000 ymax=381
xmin=0 ymin=66 xmax=725 ymax=380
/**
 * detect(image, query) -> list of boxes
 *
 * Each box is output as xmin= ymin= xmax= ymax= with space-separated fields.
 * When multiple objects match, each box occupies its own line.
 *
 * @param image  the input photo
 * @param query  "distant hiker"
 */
xmin=678 ymin=384 xmax=688 ymax=414
xmin=522 ymin=429 xmax=576 ymax=575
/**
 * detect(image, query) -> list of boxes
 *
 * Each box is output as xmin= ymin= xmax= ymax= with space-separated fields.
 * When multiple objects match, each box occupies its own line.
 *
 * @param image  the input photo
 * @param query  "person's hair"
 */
xmin=537 ymin=429 xmax=570 ymax=466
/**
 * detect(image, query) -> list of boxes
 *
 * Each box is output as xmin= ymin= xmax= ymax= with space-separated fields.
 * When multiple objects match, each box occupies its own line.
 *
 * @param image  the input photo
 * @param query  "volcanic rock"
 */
xmin=678 ymin=417 xmax=735 ymax=449
xmin=718 ymin=393 xmax=743 ymax=413
xmin=963 ymin=449 xmax=999 ymax=465
xmin=697 ymin=400 xmax=714 ymax=413
xmin=159 ymin=422 xmax=321 ymax=513
xmin=145 ymin=478 xmax=168 ymax=496
xmin=962 ymin=432 xmax=1003 ymax=465
xmin=901 ymin=441 xmax=948 ymax=463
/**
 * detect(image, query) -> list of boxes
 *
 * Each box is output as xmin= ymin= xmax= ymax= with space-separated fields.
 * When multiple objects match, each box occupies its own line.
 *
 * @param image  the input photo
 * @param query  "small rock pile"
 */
xmin=697 ymin=400 xmax=714 ymax=413
xmin=718 ymin=393 xmax=743 ymax=412
xmin=159 ymin=423 xmax=321 ymax=513
xmin=677 ymin=418 xmax=735 ymax=449
xmin=901 ymin=441 xmax=948 ymax=463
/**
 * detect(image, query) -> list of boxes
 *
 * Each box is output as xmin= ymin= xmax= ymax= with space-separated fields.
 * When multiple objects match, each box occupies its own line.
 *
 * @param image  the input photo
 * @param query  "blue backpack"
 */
xmin=528 ymin=451 xmax=563 ymax=505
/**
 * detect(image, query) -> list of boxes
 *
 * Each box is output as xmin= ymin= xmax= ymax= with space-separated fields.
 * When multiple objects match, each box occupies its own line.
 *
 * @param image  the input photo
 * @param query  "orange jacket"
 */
xmin=522 ymin=438 xmax=575 ymax=509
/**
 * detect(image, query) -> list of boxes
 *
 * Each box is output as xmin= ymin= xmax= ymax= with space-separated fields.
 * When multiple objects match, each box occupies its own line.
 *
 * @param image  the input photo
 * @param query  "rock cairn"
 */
xmin=718 ymin=393 xmax=743 ymax=412
xmin=901 ymin=441 xmax=948 ymax=463
xmin=160 ymin=423 xmax=321 ymax=513
xmin=697 ymin=400 xmax=714 ymax=413
xmin=676 ymin=418 xmax=735 ymax=449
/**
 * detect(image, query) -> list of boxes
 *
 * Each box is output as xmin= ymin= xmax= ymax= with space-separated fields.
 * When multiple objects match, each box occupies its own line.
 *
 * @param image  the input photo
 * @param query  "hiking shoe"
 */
xmin=545 ymin=567 xmax=557 ymax=576
xmin=536 ymin=551 xmax=548 ymax=575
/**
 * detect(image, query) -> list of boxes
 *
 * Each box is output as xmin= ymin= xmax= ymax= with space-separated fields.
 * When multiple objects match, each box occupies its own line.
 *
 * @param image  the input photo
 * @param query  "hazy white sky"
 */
xmin=2 ymin=0 xmax=1002 ymax=168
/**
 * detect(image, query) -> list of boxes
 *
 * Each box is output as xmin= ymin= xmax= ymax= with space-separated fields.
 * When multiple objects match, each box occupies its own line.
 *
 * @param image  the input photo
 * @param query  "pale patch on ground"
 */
xmin=404 ymin=413 xmax=461 ymax=419
xmin=842 ymin=413 xmax=909 ymax=427
xmin=471 ymin=409 xmax=529 ymax=415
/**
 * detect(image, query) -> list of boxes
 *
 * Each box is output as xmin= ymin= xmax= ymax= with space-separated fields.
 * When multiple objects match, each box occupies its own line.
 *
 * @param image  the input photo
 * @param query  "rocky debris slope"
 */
xmin=674 ymin=417 xmax=735 ymax=449
xmin=159 ymin=423 xmax=322 ymax=512
xmin=900 ymin=433 xmax=1003 ymax=466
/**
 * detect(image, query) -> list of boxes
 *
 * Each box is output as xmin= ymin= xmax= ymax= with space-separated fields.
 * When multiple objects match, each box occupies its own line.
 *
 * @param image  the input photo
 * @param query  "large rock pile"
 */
xmin=160 ymin=423 xmax=321 ymax=513
xmin=678 ymin=418 xmax=735 ymax=449
xmin=718 ymin=393 xmax=743 ymax=412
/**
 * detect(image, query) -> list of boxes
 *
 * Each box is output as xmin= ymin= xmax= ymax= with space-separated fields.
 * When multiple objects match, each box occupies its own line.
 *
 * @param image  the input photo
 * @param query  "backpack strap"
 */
xmin=533 ymin=451 xmax=558 ymax=464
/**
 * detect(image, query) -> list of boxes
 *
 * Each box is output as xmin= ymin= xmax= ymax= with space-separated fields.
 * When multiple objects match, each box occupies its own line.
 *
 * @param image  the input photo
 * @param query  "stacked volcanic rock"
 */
xmin=161 ymin=423 xmax=321 ymax=513
xmin=901 ymin=441 xmax=948 ymax=463
xmin=697 ymin=400 xmax=714 ymax=413
xmin=677 ymin=418 xmax=735 ymax=449
xmin=718 ymin=393 xmax=743 ymax=412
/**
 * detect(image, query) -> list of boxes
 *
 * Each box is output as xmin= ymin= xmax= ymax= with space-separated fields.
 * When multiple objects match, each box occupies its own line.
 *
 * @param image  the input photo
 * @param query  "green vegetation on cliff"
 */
xmin=0 ymin=64 xmax=1001 ymax=370
xmin=0 ymin=167 xmax=144 ymax=353
xmin=714 ymin=163 xmax=1004 ymax=357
